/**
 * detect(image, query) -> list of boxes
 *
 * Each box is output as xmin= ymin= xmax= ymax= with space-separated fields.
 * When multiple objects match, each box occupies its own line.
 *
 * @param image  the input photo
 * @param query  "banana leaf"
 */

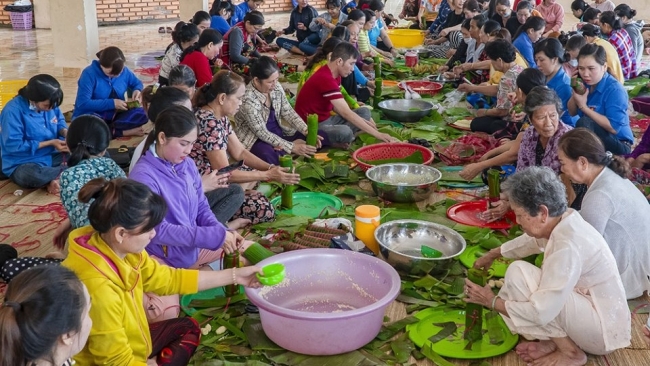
xmin=421 ymin=343 xmax=457 ymax=366
xmin=376 ymin=316 xmax=420 ymax=341
xmin=242 ymin=319 xmax=284 ymax=351
xmin=390 ymin=334 xmax=415 ymax=363
xmin=428 ymin=322 xmax=458 ymax=343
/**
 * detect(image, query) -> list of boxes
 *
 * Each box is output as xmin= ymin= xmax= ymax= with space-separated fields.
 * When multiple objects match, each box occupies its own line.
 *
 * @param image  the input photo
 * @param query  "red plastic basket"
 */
xmin=352 ymin=142 xmax=435 ymax=172
xmin=398 ymin=81 xmax=443 ymax=96
xmin=10 ymin=12 xmax=33 ymax=30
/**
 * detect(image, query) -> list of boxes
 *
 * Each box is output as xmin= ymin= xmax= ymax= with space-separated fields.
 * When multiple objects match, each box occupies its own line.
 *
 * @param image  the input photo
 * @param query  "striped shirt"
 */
xmin=607 ymin=29 xmax=638 ymax=80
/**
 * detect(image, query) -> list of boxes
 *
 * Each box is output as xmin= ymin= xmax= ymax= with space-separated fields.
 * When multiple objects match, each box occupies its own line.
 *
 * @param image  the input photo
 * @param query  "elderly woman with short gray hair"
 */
xmin=465 ymin=166 xmax=630 ymax=366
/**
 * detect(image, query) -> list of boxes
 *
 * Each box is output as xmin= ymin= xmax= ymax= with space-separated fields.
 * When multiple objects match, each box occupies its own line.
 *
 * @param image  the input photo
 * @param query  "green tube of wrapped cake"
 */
xmin=464 ymin=268 xmax=488 ymax=344
xmin=279 ymin=155 xmax=294 ymax=209
xmin=374 ymin=78 xmax=383 ymax=109
xmin=306 ymin=114 xmax=319 ymax=146
xmin=373 ymin=55 xmax=381 ymax=77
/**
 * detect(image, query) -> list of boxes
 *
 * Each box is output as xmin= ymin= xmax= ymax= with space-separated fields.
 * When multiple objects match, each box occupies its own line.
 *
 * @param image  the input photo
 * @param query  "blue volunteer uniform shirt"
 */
xmin=547 ymin=67 xmax=579 ymax=127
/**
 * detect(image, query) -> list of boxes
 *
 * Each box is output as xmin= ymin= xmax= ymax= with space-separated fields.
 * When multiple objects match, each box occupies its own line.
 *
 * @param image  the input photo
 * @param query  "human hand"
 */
xmin=510 ymin=110 xmax=526 ymax=122
xmin=222 ymin=231 xmax=244 ymax=254
xmin=438 ymin=65 xmax=449 ymax=73
xmin=276 ymin=30 xmax=284 ymax=36
xmin=234 ymin=266 xmax=264 ymax=288
xmin=376 ymin=132 xmax=399 ymax=143
xmin=383 ymin=58 xmax=395 ymax=67
xmin=267 ymin=166 xmax=301 ymax=184
xmin=473 ymin=249 xmax=498 ymax=271
xmin=114 ymin=99 xmax=128 ymax=111
xmin=445 ymin=48 xmax=456 ymax=59
xmin=291 ymin=139 xmax=318 ymax=156
xmin=439 ymin=29 xmax=448 ymax=37
xmin=398 ymin=13 xmax=405 ymax=19
xmin=424 ymin=38 xmax=436 ymax=45
xmin=131 ymin=90 xmax=142 ymax=103
xmin=202 ymin=170 xmax=230 ymax=191
xmin=452 ymin=65 xmax=464 ymax=75
xmin=457 ymin=83 xmax=474 ymax=93
xmin=571 ymin=87 xmax=589 ymax=107
xmin=366 ymin=118 xmax=377 ymax=129
xmin=390 ymin=47 xmax=399 ymax=57
xmin=297 ymin=22 xmax=306 ymax=30
xmin=463 ymin=278 xmax=495 ymax=307
xmin=479 ymin=199 xmax=510 ymax=222
xmin=459 ymin=163 xmax=481 ymax=181
xmin=51 ymin=139 xmax=69 ymax=153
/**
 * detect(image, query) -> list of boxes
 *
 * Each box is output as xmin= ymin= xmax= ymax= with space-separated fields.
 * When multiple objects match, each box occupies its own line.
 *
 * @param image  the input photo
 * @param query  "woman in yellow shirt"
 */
xmin=63 ymin=176 xmax=262 ymax=366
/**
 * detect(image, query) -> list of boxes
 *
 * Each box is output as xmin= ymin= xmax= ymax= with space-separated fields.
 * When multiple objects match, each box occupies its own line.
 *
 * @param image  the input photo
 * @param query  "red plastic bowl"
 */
xmin=352 ymin=142 xmax=435 ymax=171
xmin=398 ymin=81 xmax=443 ymax=96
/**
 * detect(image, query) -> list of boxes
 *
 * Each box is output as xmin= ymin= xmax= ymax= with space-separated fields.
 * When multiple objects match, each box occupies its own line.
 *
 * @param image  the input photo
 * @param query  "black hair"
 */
xmin=147 ymin=86 xmax=191 ymax=122
xmin=307 ymin=37 xmax=344 ymax=69
xmin=516 ymin=0 xmax=533 ymax=12
xmin=18 ymin=74 xmax=64 ymax=109
xmin=191 ymin=10 xmax=211 ymax=25
xmin=472 ymin=14 xmax=487 ymax=30
xmin=578 ymin=43 xmax=607 ymax=66
xmin=462 ymin=18 xmax=472 ymax=30
xmin=80 ymin=177 xmax=167 ymax=235
xmin=580 ymin=23 xmax=601 ymax=38
xmin=463 ymin=0 xmax=481 ymax=13
xmin=329 ymin=41 xmax=361 ymax=64
xmin=496 ymin=0 xmax=510 ymax=6
xmin=193 ymin=70 xmax=245 ymax=107
xmin=0 ymin=244 xmax=18 ymax=271
xmin=66 ymin=115 xmax=112 ymax=167
xmin=485 ymin=39 xmax=516 ymax=63
xmin=363 ymin=9 xmax=376 ymax=23
xmin=0 ymin=265 xmax=86 ymax=366
xmin=599 ymin=11 xmax=623 ymax=31
xmin=516 ymin=68 xmax=546 ymax=95
xmin=559 ymin=128 xmax=631 ymax=177
xmin=614 ymin=4 xmax=637 ymax=20
xmin=249 ymin=55 xmax=281 ymax=80
xmin=368 ymin=0 xmax=384 ymax=12
xmin=582 ymin=7 xmax=601 ymax=23
xmin=326 ymin=0 xmax=342 ymax=8
xmin=483 ymin=20 xmax=502 ymax=36
xmin=486 ymin=0 xmax=497 ymax=19
xmin=172 ymin=21 xmax=200 ymax=47
xmin=96 ymin=46 xmax=125 ymax=76
xmin=331 ymin=25 xmax=351 ymax=41
xmin=142 ymin=106 xmax=199 ymax=164
xmin=244 ymin=10 xmax=265 ymax=26
xmin=347 ymin=9 xmax=365 ymax=22
xmin=534 ymin=38 xmax=566 ymax=63
xmin=570 ymin=0 xmax=589 ymax=12
xmin=210 ymin=0 xmax=233 ymax=16
xmin=565 ymin=34 xmax=586 ymax=51
xmin=168 ymin=64 xmax=197 ymax=89
xmin=180 ymin=28 xmax=223 ymax=62
xmin=513 ymin=15 xmax=545 ymax=41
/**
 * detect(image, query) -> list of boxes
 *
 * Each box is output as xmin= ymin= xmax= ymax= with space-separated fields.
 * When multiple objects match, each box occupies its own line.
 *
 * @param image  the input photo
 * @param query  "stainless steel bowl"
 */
xmin=378 ymin=99 xmax=435 ymax=123
xmin=374 ymin=220 xmax=466 ymax=276
xmin=366 ymin=163 xmax=441 ymax=203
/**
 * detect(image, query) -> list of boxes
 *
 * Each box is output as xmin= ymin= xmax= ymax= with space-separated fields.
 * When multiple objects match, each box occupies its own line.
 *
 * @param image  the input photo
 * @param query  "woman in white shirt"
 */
xmin=558 ymin=128 xmax=650 ymax=299
xmin=466 ymin=166 xmax=630 ymax=366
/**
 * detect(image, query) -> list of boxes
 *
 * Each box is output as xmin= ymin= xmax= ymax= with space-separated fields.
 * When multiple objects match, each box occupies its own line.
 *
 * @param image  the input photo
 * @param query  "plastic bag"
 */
xmin=4 ymin=4 xmax=32 ymax=12
xmin=441 ymin=89 xmax=465 ymax=110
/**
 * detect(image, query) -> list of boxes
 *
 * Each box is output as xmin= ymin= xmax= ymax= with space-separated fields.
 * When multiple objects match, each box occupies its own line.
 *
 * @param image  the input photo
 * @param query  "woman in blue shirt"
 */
xmin=567 ymin=43 xmax=633 ymax=155
xmin=210 ymin=1 xmax=233 ymax=36
xmin=0 ymin=74 xmax=68 ymax=194
xmin=534 ymin=38 xmax=579 ymax=127
xmin=73 ymin=47 xmax=147 ymax=138
xmin=512 ymin=16 xmax=545 ymax=68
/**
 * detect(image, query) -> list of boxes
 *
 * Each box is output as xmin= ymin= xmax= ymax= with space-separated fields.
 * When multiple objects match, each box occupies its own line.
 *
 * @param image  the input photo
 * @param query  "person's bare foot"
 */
xmin=47 ymin=179 xmax=61 ymax=195
xmin=123 ymin=126 xmax=145 ymax=137
xmin=530 ymin=347 xmax=587 ymax=366
xmin=227 ymin=218 xmax=251 ymax=230
xmin=516 ymin=341 xmax=557 ymax=362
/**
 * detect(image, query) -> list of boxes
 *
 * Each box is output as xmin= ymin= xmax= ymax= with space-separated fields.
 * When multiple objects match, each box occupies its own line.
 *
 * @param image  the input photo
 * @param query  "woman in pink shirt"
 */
xmin=536 ymin=0 xmax=564 ymax=37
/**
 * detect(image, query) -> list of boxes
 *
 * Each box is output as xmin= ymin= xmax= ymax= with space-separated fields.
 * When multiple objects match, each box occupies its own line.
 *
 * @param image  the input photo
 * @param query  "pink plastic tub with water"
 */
xmin=245 ymin=248 xmax=401 ymax=355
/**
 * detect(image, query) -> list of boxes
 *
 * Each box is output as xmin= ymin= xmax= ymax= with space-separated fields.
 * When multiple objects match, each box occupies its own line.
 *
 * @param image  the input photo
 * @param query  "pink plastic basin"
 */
xmin=245 ymin=248 xmax=401 ymax=355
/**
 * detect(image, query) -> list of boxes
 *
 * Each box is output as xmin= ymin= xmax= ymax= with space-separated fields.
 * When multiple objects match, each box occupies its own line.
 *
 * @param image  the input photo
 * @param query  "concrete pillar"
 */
xmin=180 ymin=0 xmax=209 ymax=23
xmin=49 ymin=0 xmax=99 ymax=69
xmin=33 ymin=0 xmax=52 ymax=29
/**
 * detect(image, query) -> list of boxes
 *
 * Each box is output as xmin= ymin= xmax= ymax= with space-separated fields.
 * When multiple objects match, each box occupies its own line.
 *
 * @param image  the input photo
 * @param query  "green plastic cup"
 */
xmin=256 ymin=263 xmax=286 ymax=286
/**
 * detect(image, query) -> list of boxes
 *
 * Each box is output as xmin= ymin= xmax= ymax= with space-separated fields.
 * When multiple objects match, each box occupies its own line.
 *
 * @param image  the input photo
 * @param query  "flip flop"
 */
xmin=158 ymin=26 xmax=165 ymax=34
xmin=166 ymin=27 xmax=173 ymax=33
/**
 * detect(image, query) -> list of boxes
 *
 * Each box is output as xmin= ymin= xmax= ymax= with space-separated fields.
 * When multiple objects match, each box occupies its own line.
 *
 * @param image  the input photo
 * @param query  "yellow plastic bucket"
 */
xmin=386 ymin=29 xmax=426 ymax=48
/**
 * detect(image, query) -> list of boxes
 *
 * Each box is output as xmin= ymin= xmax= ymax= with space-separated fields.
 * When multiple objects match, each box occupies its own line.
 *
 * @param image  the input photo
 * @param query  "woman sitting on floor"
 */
xmin=63 ymin=177 xmax=262 ymax=365
xmin=424 ymin=0 xmax=476 ymax=58
xmin=191 ymin=10 xmax=212 ymax=33
xmin=0 ymin=74 xmax=68 ymax=194
xmin=220 ymin=11 xmax=264 ymax=76
xmin=73 ymin=47 xmax=148 ymax=138
xmin=567 ymin=43 xmax=633 ymax=155
xmin=210 ymin=0 xmax=234 ymax=36
xmin=459 ymin=39 xmax=525 ymax=140
xmin=599 ymin=10 xmax=638 ymax=80
xmin=459 ymin=68 xmax=546 ymax=180
xmin=0 ymin=265 xmax=91 ymax=366
xmin=158 ymin=22 xmax=200 ymax=85
xmin=451 ymin=14 xmax=489 ymax=84
xmin=235 ymin=56 xmax=326 ymax=165
xmin=558 ymin=128 xmax=650 ymax=299
xmin=467 ymin=166 xmax=630 ymax=366
xmin=614 ymin=4 xmax=643 ymax=65
xmin=534 ymin=38 xmax=579 ymax=126
xmin=180 ymin=28 xmax=223 ymax=87
xmin=511 ymin=16 xmax=545 ymax=68
xmin=191 ymin=71 xmax=300 ymax=222
xmin=579 ymin=24 xmax=625 ymax=82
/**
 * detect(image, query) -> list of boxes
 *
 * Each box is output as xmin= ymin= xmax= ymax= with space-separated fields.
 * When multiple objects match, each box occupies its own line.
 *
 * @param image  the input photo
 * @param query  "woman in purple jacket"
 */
xmin=129 ymin=105 xmax=247 ymax=322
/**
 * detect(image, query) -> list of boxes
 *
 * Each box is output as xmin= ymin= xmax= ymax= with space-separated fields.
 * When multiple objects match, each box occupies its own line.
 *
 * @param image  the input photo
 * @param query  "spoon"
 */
xmin=408 ymin=84 xmax=422 ymax=99
xmin=400 ymin=81 xmax=412 ymax=100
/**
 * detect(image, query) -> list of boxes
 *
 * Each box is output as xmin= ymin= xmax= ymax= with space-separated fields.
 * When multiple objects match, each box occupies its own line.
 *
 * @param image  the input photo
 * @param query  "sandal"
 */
xmin=166 ymin=26 xmax=173 ymax=33
xmin=158 ymin=26 xmax=165 ymax=34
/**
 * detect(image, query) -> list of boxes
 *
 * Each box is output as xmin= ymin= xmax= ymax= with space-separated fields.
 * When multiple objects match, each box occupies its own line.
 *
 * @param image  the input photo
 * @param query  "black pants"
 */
xmin=470 ymin=116 xmax=508 ymax=134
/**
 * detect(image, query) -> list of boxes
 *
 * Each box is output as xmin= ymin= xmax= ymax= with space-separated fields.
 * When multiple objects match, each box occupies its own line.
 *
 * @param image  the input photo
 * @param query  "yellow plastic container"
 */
xmin=355 ymin=205 xmax=381 ymax=254
xmin=0 ymin=93 xmax=18 ymax=112
xmin=386 ymin=29 xmax=426 ymax=48
xmin=0 ymin=80 xmax=28 ymax=93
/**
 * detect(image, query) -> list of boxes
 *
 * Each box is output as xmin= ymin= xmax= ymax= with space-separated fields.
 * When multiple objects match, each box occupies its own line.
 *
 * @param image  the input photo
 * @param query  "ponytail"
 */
xmin=192 ymin=70 xmax=244 ymax=108
xmin=0 ymin=266 xmax=85 ymax=366
xmin=180 ymin=28 xmax=223 ymax=62
xmin=66 ymin=115 xmax=111 ymax=167
xmin=599 ymin=11 xmax=623 ymax=31
xmin=558 ymin=128 xmax=631 ymax=178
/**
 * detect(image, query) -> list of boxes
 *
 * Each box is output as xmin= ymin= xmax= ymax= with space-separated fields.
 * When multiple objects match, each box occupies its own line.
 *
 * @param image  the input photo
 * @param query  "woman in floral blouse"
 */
xmin=234 ymin=56 xmax=326 ymax=165
xmin=191 ymin=71 xmax=301 ymax=224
